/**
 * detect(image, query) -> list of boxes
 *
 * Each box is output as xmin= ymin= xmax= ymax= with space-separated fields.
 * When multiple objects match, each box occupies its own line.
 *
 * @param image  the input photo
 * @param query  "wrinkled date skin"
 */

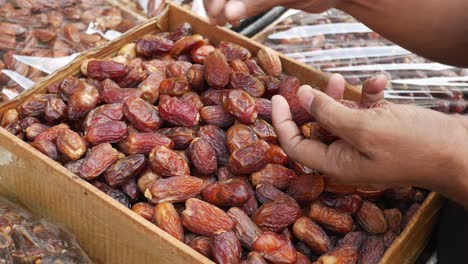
xmin=56 ymin=128 xmax=87 ymax=161
xmin=158 ymin=126 xmax=196 ymax=150
xmin=251 ymin=164 xmax=297 ymax=190
xmin=189 ymin=236 xmax=213 ymax=259
xmin=292 ymin=217 xmax=331 ymax=255
xmin=228 ymin=140 xmax=271 ymax=175
xmin=308 ymin=202 xmax=354 ymax=235
xmin=104 ymin=154 xmax=147 ymax=187
xmin=243 ymin=252 xmax=268 ymax=264
xmin=131 ymin=202 xmax=154 ymax=221
xmin=198 ymin=125 xmax=230 ymax=166
xmin=123 ymin=97 xmax=162 ymax=132
xmin=204 ymin=50 xmax=230 ymax=88
xmin=383 ymin=208 xmax=402 ymax=234
xmin=181 ymin=198 xmax=235 ymax=237
xmin=135 ymin=35 xmax=174 ymax=57
xmin=80 ymin=143 xmax=120 ymax=181
xmin=219 ymin=41 xmax=251 ymax=62
xmin=223 ymin=89 xmax=258 ymax=125
xmin=145 ymin=176 xmax=203 ymax=204
xmin=159 ymin=95 xmax=200 ymax=127
xmin=227 ymin=207 xmax=262 ymax=249
xmin=188 ymin=138 xmax=217 ymax=176
xmin=252 ymin=198 xmax=301 ymax=233
xmin=321 ymin=194 xmax=363 ymax=214
xmin=86 ymin=60 xmax=129 ymax=80
xmin=202 ymin=178 xmax=251 ymax=207
xmin=249 ymin=119 xmax=277 ymax=143
xmin=230 ymin=72 xmax=265 ymax=98
xmin=85 ymin=120 xmax=128 ymax=145
xmin=118 ymin=130 xmax=173 ymax=155
xmin=356 ymin=201 xmax=388 ymax=235
xmin=286 ymin=174 xmax=324 ymax=205
xmin=314 ymin=245 xmax=359 ymax=264
xmin=154 ymin=202 xmax=185 ymax=241
xmin=226 ymin=124 xmax=258 ymax=153
xmin=255 ymin=184 xmax=290 ymax=205
xmin=67 ymin=83 xmax=100 ymax=120
xmin=252 ymin=232 xmax=297 ymax=264
xmin=149 ymin=145 xmax=190 ymax=177
xmin=358 ymin=236 xmax=384 ymax=264
xmin=211 ymin=231 xmax=242 ymax=264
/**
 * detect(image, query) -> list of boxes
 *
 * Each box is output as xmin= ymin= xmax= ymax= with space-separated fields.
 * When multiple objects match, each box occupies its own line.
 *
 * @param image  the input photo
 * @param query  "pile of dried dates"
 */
xmin=0 ymin=23 xmax=427 ymax=264
xmin=0 ymin=0 xmax=143 ymax=102
xmin=0 ymin=198 xmax=91 ymax=263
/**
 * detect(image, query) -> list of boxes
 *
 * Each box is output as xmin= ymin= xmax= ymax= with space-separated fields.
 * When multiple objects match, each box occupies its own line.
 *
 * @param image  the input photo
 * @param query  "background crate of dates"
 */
xmin=0 ymin=0 xmax=146 ymax=103
xmin=0 ymin=4 xmax=441 ymax=264
xmin=253 ymin=9 xmax=468 ymax=115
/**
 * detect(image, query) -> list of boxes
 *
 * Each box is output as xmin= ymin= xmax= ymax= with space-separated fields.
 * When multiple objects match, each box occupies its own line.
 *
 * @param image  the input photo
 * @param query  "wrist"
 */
xmin=432 ymin=115 xmax=468 ymax=207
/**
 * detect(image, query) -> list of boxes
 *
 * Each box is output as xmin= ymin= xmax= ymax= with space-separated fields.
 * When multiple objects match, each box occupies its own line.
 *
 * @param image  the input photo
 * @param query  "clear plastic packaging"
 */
xmin=256 ymin=9 xmax=468 ymax=114
xmin=0 ymin=0 xmax=145 ymax=103
xmin=0 ymin=197 xmax=92 ymax=263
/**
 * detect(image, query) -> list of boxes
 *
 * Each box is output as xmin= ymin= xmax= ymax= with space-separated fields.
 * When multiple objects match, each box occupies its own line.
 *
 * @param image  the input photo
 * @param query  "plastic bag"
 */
xmin=257 ymin=9 xmax=467 ymax=114
xmin=0 ymin=0 xmax=145 ymax=103
xmin=0 ymin=197 xmax=92 ymax=263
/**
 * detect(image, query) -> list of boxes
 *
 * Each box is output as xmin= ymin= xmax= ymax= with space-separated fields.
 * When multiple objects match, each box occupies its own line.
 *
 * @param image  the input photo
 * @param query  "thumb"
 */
xmin=298 ymin=79 xmax=366 ymax=145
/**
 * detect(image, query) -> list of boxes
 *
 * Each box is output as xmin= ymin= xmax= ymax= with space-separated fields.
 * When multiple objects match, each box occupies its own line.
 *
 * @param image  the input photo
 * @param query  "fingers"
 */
xmin=205 ymin=0 xmax=279 ymax=25
xmin=297 ymin=76 xmax=365 ymax=145
xmin=324 ymin=73 xmax=345 ymax=100
xmin=272 ymin=95 xmax=328 ymax=172
xmin=361 ymin=75 xmax=387 ymax=105
xmin=204 ymin=0 xmax=227 ymax=19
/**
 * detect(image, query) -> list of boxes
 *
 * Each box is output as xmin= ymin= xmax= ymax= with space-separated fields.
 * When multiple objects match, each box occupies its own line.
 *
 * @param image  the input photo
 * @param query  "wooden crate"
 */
xmin=0 ymin=4 xmax=442 ymax=264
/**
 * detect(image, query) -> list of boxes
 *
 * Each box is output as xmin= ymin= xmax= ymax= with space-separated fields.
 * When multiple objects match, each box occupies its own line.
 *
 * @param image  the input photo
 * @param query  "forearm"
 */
xmin=337 ymin=0 xmax=468 ymax=67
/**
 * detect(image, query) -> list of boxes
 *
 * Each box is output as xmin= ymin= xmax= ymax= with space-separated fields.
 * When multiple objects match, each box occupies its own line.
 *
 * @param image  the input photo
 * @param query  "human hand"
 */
xmin=272 ymin=74 xmax=468 ymax=206
xmin=203 ymin=0 xmax=341 ymax=25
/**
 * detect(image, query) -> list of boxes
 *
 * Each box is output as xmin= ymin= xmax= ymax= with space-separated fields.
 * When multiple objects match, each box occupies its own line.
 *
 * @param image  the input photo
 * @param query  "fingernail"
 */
xmin=225 ymin=1 xmax=247 ymax=21
xmin=298 ymin=86 xmax=315 ymax=108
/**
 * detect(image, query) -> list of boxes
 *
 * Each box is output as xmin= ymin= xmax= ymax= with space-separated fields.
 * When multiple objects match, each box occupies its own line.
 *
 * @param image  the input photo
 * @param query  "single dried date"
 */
xmin=223 ymin=89 xmax=258 ymax=125
xmin=80 ymin=143 xmax=120 ymax=181
xmin=56 ymin=128 xmax=87 ymax=161
xmin=252 ymin=232 xmax=297 ymax=264
xmin=227 ymin=207 xmax=262 ymax=249
xmin=293 ymin=217 xmax=331 ymax=255
xmin=211 ymin=230 xmax=242 ymax=264
xmin=104 ymin=154 xmax=147 ymax=187
xmin=149 ymin=145 xmax=190 ymax=177
xmin=145 ymin=176 xmax=203 ymax=204
xmin=250 ymin=164 xmax=297 ymax=190
xmin=202 ymin=179 xmax=251 ymax=207
xmin=181 ymin=198 xmax=235 ymax=237
xmin=159 ymin=95 xmax=200 ymax=127
xmin=123 ymin=97 xmax=162 ymax=132
xmin=205 ymin=50 xmax=230 ymax=88
xmin=188 ymin=138 xmax=217 ymax=176
xmin=308 ymin=201 xmax=354 ymax=235
xmin=252 ymin=198 xmax=301 ymax=233
xmin=154 ymin=202 xmax=185 ymax=241
xmin=228 ymin=140 xmax=271 ymax=175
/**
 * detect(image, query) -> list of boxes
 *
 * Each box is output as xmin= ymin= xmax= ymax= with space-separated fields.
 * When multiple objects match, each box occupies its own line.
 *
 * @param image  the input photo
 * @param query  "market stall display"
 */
xmin=0 ymin=197 xmax=91 ymax=263
xmin=0 ymin=6 xmax=440 ymax=263
xmin=0 ymin=0 xmax=145 ymax=103
xmin=254 ymin=9 xmax=468 ymax=114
